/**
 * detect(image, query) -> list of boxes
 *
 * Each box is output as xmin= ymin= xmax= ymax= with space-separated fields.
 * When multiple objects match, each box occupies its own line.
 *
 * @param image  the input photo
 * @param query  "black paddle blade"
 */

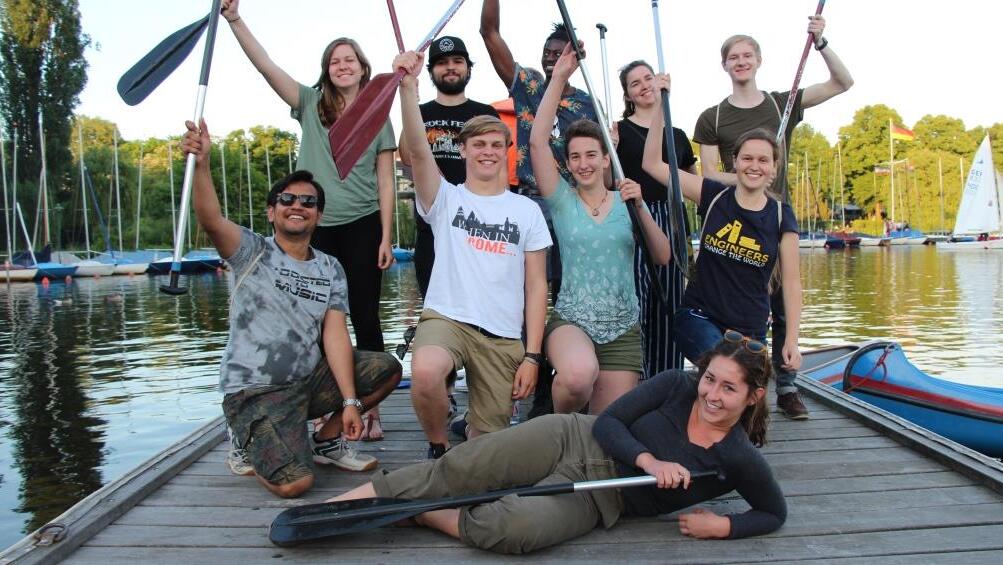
xmin=118 ymin=14 xmax=210 ymax=106
xmin=270 ymin=497 xmax=413 ymax=547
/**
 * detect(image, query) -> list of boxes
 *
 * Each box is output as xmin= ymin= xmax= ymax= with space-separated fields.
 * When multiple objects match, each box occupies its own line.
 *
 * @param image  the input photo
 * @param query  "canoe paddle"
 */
xmin=269 ymin=470 xmax=725 ymax=547
xmin=327 ymin=0 xmax=465 ymax=180
xmin=117 ymin=14 xmax=211 ymax=106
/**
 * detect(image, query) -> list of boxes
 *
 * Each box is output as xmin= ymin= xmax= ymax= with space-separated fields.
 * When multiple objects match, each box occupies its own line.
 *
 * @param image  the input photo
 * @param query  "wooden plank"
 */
xmin=767 ymin=550 xmax=1003 ymax=564
xmin=67 ymin=524 xmax=1003 ymax=563
xmin=0 ymin=417 xmax=226 ymax=565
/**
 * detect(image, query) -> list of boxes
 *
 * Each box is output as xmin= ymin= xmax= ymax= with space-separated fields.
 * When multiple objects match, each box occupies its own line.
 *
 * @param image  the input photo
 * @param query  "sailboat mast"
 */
xmin=135 ymin=144 xmax=143 ymax=249
xmin=837 ymin=141 xmax=845 ymax=226
xmin=287 ymin=145 xmax=293 ymax=174
xmin=78 ymin=122 xmax=92 ymax=255
xmin=39 ymin=114 xmax=51 ymax=245
xmin=888 ymin=119 xmax=896 ymax=224
xmin=244 ymin=141 xmax=253 ymax=232
xmin=938 ymin=156 xmax=944 ymax=233
xmin=1 ymin=125 xmax=11 ymax=263
xmin=264 ymin=144 xmax=272 ymax=188
xmin=114 ymin=128 xmax=124 ymax=251
xmin=219 ymin=140 xmax=228 ymax=220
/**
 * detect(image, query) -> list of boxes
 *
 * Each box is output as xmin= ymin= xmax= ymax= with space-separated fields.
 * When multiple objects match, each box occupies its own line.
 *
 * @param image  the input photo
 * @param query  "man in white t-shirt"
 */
xmin=395 ymin=50 xmax=551 ymax=459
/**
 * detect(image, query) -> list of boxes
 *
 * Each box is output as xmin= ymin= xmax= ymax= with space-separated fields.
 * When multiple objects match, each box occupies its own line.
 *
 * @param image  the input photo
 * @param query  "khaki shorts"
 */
xmin=222 ymin=350 xmax=401 ymax=485
xmin=545 ymin=316 xmax=642 ymax=373
xmin=412 ymin=309 xmax=523 ymax=433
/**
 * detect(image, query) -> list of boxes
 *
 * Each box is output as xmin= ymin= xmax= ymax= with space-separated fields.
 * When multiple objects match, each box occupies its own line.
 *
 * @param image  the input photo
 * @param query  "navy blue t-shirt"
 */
xmin=682 ymin=179 xmax=798 ymax=336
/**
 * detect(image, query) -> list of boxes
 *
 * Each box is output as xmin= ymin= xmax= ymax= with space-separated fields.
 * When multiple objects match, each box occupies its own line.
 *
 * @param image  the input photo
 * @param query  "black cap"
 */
xmin=428 ymin=36 xmax=469 ymax=65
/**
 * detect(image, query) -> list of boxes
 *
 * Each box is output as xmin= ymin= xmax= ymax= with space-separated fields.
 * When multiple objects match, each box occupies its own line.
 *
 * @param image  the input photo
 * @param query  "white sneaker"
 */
xmin=455 ymin=371 xmax=468 ymax=392
xmin=227 ymin=448 xmax=255 ymax=476
xmin=226 ymin=426 xmax=254 ymax=476
xmin=310 ymin=433 xmax=378 ymax=471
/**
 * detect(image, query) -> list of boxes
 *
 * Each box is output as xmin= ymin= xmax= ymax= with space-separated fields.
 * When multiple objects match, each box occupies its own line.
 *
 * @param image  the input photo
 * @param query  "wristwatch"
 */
xmin=814 ymin=36 xmax=828 ymax=51
xmin=342 ymin=398 xmax=364 ymax=410
xmin=523 ymin=352 xmax=543 ymax=365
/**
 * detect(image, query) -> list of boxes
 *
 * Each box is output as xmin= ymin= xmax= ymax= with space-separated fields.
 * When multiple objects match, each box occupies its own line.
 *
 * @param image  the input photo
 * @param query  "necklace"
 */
xmin=579 ymin=189 xmax=608 ymax=216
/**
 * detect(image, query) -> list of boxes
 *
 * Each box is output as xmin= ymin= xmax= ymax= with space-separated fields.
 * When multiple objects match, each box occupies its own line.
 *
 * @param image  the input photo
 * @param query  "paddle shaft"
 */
xmin=162 ymin=0 xmax=222 ymax=295
xmin=287 ymin=471 xmax=720 ymax=528
xmin=386 ymin=0 xmax=405 ymax=53
xmin=596 ymin=23 xmax=611 ymax=124
xmin=650 ymin=0 xmax=691 ymax=285
xmin=777 ymin=0 xmax=826 ymax=147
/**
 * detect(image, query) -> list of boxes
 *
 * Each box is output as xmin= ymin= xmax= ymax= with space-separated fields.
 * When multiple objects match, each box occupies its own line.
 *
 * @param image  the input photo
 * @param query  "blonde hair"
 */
xmin=457 ymin=115 xmax=512 ymax=147
xmin=720 ymin=35 xmax=761 ymax=65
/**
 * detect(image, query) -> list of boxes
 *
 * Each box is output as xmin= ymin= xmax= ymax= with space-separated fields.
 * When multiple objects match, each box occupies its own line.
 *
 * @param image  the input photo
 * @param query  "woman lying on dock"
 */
xmin=529 ymin=43 xmax=671 ymax=416
xmin=328 ymin=338 xmax=786 ymax=554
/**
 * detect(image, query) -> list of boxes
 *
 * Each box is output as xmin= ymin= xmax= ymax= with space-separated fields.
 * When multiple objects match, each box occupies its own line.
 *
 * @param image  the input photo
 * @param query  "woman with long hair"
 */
xmin=615 ymin=61 xmax=697 ymax=378
xmin=221 ymin=0 xmax=396 ymax=451
xmin=328 ymin=336 xmax=785 ymax=554
xmin=529 ymin=45 xmax=670 ymax=416
xmin=642 ymin=102 xmax=803 ymax=373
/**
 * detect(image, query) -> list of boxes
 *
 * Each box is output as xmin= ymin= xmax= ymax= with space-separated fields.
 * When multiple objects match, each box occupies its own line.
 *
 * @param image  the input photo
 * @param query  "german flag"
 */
xmin=891 ymin=124 xmax=915 ymax=142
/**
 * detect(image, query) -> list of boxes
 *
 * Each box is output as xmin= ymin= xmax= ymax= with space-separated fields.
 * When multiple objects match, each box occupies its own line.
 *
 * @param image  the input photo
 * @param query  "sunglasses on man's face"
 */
xmin=275 ymin=192 xmax=318 ymax=208
xmin=723 ymin=329 xmax=768 ymax=355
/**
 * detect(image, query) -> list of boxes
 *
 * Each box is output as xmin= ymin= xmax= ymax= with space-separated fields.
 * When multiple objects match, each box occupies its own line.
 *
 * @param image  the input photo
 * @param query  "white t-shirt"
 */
xmin=418 ymin=179 xmax=552 ymax=338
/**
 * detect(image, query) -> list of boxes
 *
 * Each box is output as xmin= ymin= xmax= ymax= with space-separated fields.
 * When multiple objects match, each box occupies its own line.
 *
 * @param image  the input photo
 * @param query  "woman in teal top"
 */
xmin=529 ymin=44 xmax=671 ymax=415
xmin=222 ymin=0 xmax=395 ymax=440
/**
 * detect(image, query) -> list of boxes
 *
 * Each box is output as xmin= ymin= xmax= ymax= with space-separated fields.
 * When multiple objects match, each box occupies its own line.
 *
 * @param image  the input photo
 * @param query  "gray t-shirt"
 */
xmin=292 ymin=84 xmax=396 ymax=226
xmin=219 ymin=228 xmax=349 ymax=394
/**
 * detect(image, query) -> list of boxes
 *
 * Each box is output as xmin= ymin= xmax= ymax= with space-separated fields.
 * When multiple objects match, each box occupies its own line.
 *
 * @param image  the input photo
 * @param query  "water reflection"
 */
xmin=1 ymin=249 xmax=1001 ymax=547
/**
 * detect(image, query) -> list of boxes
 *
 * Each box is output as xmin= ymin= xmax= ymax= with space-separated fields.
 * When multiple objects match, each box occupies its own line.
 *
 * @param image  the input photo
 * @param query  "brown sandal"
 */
xmin=361 ymin=410 xmax=384 ymax=441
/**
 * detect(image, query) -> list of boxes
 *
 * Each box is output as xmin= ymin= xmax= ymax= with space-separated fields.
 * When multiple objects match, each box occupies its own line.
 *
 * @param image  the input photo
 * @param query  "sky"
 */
xmin=75 ymin=0 xmax=1002 ymax=144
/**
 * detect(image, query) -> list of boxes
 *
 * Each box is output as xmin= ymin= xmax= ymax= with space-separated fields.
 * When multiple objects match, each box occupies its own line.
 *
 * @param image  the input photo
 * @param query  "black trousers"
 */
xmin=311 ymin=212 xmax=385 ymax=352
xmin=414 ymin=212 xmax=434 ymax=299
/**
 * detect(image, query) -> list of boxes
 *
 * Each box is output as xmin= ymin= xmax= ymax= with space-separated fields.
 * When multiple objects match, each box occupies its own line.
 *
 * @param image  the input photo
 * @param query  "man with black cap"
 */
xmin=399 ymin=35 xmax=499 ymax=299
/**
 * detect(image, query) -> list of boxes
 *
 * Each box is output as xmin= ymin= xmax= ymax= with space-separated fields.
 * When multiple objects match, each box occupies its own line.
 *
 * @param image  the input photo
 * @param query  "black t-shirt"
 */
xmin=415 ymin=99 xmax=500 ymax=233
xmin=682 ymin=179 xmax=798 ymax=336
xmin=616 ymin=119 xmax=697 ymax=202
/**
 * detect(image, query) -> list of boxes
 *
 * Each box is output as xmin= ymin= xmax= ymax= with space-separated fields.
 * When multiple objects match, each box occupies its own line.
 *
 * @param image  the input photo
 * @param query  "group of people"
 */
xmin=187 ymin=0 xmax=853 ymax=553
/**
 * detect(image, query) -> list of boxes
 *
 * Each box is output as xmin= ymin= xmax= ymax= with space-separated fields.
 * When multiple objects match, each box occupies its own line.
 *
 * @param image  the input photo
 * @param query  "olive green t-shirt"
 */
xmin=292 ymin=84 xmax=396 ymax=226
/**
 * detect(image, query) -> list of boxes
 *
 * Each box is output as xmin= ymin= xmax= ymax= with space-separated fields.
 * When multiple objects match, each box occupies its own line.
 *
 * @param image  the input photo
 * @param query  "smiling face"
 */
xmin=734 ymin=138 xmax=776 ymax=192
xmin=541 ymin=38 xmax=568 ymax=81
xmin=328 ymin=43 xmax=364 ymax=90
xmin=267 ymin=181 xmax=321 ymax=237
xmin=460 ymin=131 xmax=507 ymax=183
xmin=722 ymin=40 xmax=761 ymax=85
xmin=696 ymin=356 xmax=762 ymax=429
xmin=623 ymin=64 xmax=658 ymax=109
xmin=430 ymin=55 xmax=471 ymax=95
xmin=566 ymin=136 xmax=608 ymax=188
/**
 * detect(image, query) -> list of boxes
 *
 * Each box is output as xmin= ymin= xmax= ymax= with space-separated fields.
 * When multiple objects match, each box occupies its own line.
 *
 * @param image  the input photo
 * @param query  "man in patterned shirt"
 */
xmin=181 ymin=119 xmax=401 ymax=498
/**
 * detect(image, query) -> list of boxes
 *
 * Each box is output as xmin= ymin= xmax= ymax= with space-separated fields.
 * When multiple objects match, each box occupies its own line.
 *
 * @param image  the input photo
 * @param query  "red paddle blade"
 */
xmin=328 ymin=70 xmax=404 ymax=180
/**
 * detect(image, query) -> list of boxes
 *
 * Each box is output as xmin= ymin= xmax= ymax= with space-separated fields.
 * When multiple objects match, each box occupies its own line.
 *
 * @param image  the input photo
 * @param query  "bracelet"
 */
xmin=523 ymin=352 xmax=543 ymax=366
xmin=342 ymin=398 xmax=364 ymax=410
xmin=813 ymin=36 xmax=828 ymax=51
xmin=226 ymin=16 xmax=241 ymax=24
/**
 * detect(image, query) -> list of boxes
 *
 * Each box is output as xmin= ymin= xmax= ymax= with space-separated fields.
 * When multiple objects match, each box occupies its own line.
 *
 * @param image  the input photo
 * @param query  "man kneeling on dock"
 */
xmin=181 ymin=120 xmax=402 ymax=498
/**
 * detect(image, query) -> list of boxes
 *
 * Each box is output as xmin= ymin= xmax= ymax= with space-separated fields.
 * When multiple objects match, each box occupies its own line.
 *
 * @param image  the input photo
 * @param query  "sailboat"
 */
xmin=939 ymin=136 xmax=1003 ymax=250
xmin=2 ymin=129 xmax=36 ymax=282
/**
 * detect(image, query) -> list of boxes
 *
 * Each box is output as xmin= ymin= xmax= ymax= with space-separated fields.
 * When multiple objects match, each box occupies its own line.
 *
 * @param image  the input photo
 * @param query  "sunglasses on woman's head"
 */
xmin=275 ymin=192 xmax=318 ymax=208
xmin=723 ymin=330 xmax=767 ymax=355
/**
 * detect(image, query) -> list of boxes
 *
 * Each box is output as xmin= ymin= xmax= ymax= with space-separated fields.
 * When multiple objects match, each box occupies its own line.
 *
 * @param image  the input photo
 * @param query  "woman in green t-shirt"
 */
xmin=529 ymin=44 xmax=671 ymax=416
xmin=222 ymin=0 xmax=395 ymax=441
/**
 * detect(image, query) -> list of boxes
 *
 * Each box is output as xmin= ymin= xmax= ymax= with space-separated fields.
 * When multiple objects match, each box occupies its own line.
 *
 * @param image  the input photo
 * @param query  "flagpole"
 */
xmin=888 ymin=118 xmax=895 ymax=225
xmin=837 ymin=140 xmax=845 ymax=226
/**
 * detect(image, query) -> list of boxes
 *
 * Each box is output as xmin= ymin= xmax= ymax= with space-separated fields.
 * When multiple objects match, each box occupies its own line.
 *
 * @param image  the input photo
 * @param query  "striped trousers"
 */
xmin=633 ymin=200 xmax=684 ymax=378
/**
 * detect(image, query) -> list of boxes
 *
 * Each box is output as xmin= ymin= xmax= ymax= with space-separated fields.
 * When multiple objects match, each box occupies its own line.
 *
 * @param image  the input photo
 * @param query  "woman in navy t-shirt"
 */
xmin=642 ymin=113 xmax=802 ymax=373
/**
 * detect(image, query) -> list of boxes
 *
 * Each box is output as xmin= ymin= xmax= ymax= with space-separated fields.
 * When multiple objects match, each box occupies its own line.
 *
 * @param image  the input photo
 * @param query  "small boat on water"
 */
xmin=939 ymin=135 xmax=1003 ymax=250
xmin=888 ymin=229 xmax=928 ymax=245
xmin=392 ymin=247 xmax=414 ymax=262
xmin=147 ymin=249 xmax=223 ymax=274
xmin=826 ymin=231 xmax=861 ymax=247
xmin=798 ymin=232 xmax=826 ymax=249
xmin=1 ymin=265 xmax=37 ymax=282
xmin=800 ymin=341 xmax=1003 ymax=457
xmin=854 ymin=232 xmax=891 ymax=246
xmin=52 ymin=251 xmax=117 ymax=277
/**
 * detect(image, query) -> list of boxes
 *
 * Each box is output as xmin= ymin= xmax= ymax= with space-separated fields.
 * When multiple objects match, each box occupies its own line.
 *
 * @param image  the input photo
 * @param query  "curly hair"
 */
xmin=695 ymin=338 xmax=772 ymax=447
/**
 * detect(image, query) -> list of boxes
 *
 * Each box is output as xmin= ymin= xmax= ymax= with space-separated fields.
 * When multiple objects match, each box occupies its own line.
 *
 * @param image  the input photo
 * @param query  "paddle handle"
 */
xmin=776 ymin=0 xmax=827 ymax=145
xmin=386 ymin=0 xmax=405 ymax=53
xmin=162 ymin=0 xmax=223 ymax=295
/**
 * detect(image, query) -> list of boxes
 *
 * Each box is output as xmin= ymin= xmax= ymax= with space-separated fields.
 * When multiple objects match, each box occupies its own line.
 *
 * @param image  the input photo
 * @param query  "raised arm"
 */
xmin=698 ymin=145 xmax=738 ymax=186
xmin=619 ymin=179 xmax=670 ymax=265
xmin=529 ymin=43 xmax=577 ymax=198
xmin=396 ymin=52 xmax=441 ymax=212
xmin=479 ymin=0 xmax=516 ymax=87
xmin=221 ymin=0 xmax=300 ymax=108
xmin=642 ymin=98 xmax=704 ymax=203
xmin=180 ymin=119 xmax=241 ymax=258
xmin=800 ymin=15 xmax=854 ymax=108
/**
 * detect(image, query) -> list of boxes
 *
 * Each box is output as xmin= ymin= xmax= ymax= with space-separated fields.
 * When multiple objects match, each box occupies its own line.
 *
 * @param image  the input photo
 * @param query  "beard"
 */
xmin=432 ymin=71 xmax=470 ymax=95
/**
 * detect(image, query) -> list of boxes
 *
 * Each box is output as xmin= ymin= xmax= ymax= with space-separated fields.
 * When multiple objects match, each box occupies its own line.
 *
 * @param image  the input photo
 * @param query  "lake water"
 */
xmin=1 ymin=247 xmax=1001 ymax=547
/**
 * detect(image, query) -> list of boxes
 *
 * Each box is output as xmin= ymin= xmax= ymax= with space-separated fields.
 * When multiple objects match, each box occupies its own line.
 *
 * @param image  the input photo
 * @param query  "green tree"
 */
xmin=837 ymin=104 xmax=905 ymax=218
xmin=0 ymin=0 xmax=89 ymax=189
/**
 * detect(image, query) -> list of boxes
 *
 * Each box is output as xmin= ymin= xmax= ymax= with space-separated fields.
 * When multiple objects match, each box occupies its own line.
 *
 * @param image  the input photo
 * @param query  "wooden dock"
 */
xmin=5 ymin=376 xmax=1003 ymax=564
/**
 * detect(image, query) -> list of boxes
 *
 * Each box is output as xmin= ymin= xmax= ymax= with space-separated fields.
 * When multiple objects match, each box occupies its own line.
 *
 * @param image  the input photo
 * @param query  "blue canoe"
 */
xmin=392 ymin=247 xmax=414 ymax=262
xmin=800 ymin=341 xmax=1003 ymax=457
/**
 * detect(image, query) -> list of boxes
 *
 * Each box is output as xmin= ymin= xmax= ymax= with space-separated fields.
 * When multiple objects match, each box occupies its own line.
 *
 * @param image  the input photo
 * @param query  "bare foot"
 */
xmin=361 ymin=410 xmax=384 ymax=441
